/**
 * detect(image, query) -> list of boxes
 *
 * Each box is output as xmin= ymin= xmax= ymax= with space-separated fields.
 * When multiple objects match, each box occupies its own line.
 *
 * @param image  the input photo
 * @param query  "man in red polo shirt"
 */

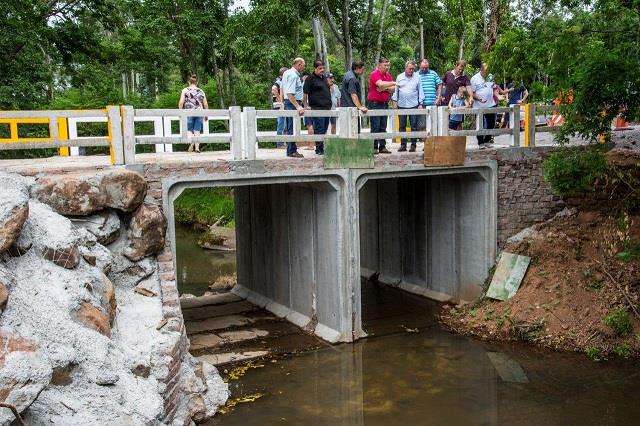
xmin=367 ymin=57 xmax=396 ymax=154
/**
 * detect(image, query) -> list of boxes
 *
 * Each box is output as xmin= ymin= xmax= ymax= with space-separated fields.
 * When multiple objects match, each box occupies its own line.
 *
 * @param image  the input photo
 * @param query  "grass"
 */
xmin=585 ymin=346 xmax=602 ymax=361
xmin=617 ymin=239 xmax=640 ymax=262
xmin=612 ymin=343 xmax=633 ymax=359
xmin=174 ymin=187 xmax=235 ymax=227
xmin=604 ymin=308 xmax=633 ymax=337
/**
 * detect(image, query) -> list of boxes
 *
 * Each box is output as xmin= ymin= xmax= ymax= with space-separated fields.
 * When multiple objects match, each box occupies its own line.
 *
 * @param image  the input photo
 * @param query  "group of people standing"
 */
xmin=179 ymin=58 xmax=529 ymax=156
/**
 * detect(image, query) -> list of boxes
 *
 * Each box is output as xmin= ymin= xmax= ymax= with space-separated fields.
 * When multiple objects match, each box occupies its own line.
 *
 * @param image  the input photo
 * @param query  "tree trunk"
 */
xmin=373 ymin=0 xmax=389 ymax=66
xmin=361 ymin=0 xmax=375 ymax=64
xmin=342 ymin=0 xmax=353 ymax=70
xmin=228 ymin=50 xmax=236 ymax=106
xmin=458 ymin=0 xmax=465 ymax=60
xmin=211 ymin=47 xmax=226 ymax=109
xmin=320 ymin=21 xmax=330 ymax=73
xmin=312 ymin=17 xmax=323 ymax=61
xmin=484 ymin=0 xmax=500 ymax=52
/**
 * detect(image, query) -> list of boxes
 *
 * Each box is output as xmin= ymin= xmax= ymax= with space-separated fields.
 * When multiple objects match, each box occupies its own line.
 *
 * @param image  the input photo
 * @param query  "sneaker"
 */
xmin=478 ymin=144 xmax=487 ymax=150
xmin=379 ymin=148 xmax=391 ymax=154
xmin=287 ymin=152 xmax=304 ymax=158
xmin=409 ymin=145 xmax=416 ymax=152
xmin=398 ymin=146 xmax=407 ymax=152
xmin=315 ymin=151 xmax=324 ymax=156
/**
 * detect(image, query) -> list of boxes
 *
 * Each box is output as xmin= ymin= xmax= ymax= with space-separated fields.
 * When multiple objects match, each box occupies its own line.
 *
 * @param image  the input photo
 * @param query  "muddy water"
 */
xmin=210 ymin=281 xmax=640 ymax=425
xmin=175 ymin=224 xmax=236 ymax=296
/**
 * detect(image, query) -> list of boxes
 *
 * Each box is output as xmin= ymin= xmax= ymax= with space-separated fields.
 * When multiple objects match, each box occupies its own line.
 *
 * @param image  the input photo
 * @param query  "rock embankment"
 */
xmin=0 ymin=170 xmax=228 ymax=425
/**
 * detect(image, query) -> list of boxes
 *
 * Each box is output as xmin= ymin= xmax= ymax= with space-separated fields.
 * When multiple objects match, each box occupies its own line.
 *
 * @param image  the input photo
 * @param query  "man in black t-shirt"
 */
xmin=303 ymin=60 xmax=332 ymax=155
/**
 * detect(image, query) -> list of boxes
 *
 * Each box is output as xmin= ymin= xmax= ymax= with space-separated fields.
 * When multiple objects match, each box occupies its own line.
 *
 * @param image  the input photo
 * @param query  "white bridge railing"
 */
xmin=0 ymin=104 xmax=563 ymax=165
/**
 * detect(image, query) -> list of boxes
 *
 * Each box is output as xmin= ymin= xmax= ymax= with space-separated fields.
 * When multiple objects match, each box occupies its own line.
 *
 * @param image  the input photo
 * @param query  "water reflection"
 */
xmin=212 ymin=283 xmax=640 ymax=425
xmin=175 ymin=224 xmax=236 ymax=296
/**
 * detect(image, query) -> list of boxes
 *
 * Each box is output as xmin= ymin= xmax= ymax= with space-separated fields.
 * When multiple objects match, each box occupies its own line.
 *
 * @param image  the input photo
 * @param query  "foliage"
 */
xmin=543 ymin=148 xmax=608 ymax=196
xmin=173 ymin=187 xmax=235 ymax=227
xmin=611 ymin=342 xmax=632 ymax=359
xmin=617 ymin=240 xmax=640 ymax=262
xmin=585 ymin=345 xmax=602 ymax=362
xmin=604 ymin=308 xmax=633 ymax=337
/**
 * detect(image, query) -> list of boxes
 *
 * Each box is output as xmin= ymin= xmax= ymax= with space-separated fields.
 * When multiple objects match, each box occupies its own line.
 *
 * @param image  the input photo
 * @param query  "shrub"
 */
xmin=585 ymin=346 xmax=602 ymax=361
xmin=543 ymin=148 xmax=608 ymax=196
xmin=174 ymin=187 xmax=235 ymax=227
xmin=612 ymin=343 xmax=632 ymax=359
xmin=604 ymin=308 xmax=633 ymax=337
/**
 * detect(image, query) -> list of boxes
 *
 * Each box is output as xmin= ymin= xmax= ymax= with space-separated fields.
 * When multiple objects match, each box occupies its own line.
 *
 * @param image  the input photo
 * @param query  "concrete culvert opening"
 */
xmin=168 ymin=174 xmax=351 ymax=368
xmin=356 ymin=166 xmax=496 ymax=336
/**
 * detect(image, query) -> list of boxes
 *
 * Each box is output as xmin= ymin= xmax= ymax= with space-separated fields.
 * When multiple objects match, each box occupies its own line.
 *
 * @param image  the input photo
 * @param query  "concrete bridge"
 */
xmin=0 ymin=106 xmax=566 ymax=342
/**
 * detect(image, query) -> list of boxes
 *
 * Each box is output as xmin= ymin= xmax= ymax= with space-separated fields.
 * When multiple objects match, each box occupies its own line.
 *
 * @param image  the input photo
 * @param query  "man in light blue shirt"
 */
xmin=392 ymin=60 xmax=424 ymax=152
xmin=281 ymin=58 xmax=306 ymax=157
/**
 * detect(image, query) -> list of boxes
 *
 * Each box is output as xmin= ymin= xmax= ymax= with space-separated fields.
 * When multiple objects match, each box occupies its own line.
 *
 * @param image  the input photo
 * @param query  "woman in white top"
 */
xmin=178 ymin=75 xmax=208 ymax=153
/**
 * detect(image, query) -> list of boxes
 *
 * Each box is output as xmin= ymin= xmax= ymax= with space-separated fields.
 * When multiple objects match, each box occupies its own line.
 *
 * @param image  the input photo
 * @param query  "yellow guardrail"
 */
xmin=0 ymin=116 xmax=71 ymax=156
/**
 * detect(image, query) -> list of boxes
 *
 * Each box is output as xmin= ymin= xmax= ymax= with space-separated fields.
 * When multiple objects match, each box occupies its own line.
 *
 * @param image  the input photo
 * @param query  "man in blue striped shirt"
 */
xmin=417 ymin=59 xmax=443 ymax=133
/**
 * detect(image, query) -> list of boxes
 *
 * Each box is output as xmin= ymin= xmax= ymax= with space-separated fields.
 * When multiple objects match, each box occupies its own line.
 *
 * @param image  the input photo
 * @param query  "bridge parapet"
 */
xmin=1 ymin=105 xmax=567 ymax=165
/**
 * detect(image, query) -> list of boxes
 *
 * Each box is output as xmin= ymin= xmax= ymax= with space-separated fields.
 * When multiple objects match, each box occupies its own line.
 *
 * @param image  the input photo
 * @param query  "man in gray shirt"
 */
xmin=281 ymin=58 xmax=306 ymax=157
xmin=391 ymin=60 xmax=424 ymax=152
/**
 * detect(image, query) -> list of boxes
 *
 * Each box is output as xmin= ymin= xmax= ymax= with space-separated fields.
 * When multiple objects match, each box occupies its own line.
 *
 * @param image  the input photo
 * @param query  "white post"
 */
xmin=67 ymin=118 xmax=80 ymax=156
xmin=509 ymin=104 xmax=520 ymax=147
xmin=230 ymin=106 xmax=243 ymax=160
xmin=528 ymin=104 xmax=537 ymax=147
xmin=244 ymin=107 xmax=257 ymax=160
xmin=121 ymin=105 xmax=135 ymax=165
xmin=107 ymin=105 xmax=125 ymax=165
xmin=438 ymin=106 xmax=449 ymax=136
xmin=179 ymin=114 xmax=188 ymax=147
xmin=428 ymin=106 xmax=437 ymax=136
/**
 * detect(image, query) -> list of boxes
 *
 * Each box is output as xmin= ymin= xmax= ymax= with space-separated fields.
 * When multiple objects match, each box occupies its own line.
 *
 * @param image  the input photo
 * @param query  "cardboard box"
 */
xmin=423 ymin=136 xmax=466 ymax=166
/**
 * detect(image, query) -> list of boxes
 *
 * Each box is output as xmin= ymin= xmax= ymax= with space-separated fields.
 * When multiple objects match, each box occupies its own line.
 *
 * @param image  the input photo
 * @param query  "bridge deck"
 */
xmin=0 ymin=132 xmax=563 ymax=174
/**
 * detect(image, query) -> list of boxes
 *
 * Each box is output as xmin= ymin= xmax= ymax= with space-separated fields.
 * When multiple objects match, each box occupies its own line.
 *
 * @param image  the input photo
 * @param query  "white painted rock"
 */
xmin=0 ymin=333 xmax=52 ymax=425
xmin=123 ymin=204 xmax=167 ymax=261
xmin=72 ymin=209 xmax=121 ymax=246
xmin=19 ymin=201 xmax=81 ymax=269
xmin=0 ymin=173 xmax=29 ymax=253
xmin=31 ymin=169 xmax=146 ymax=216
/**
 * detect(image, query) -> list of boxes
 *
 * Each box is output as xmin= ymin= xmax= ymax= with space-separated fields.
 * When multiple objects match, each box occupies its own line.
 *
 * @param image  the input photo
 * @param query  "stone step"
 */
xmin=218 ymin=328 xmax=269 ymax=344
xmin=197 ymin=351 xmax=269 ymax=366
xmin=182 ymin=301 xmax=258 ymax=321
xmin=180 ymin=292 xmax=242 ymax=310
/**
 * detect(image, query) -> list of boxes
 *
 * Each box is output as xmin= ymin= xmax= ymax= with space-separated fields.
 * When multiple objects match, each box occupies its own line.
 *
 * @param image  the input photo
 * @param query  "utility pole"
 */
xmin=419 ymin=18 xmax=425 ymax=60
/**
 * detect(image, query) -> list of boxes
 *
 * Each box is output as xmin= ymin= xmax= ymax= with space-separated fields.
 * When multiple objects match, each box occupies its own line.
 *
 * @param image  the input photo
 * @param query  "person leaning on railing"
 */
xmin=178 ymin=74 xmax=208 ymax=153
xmin=367 ymin=57 xmax=397 ymax=154
xmin=281 ymin=57 xmax=306 ymax=158
xmin=391 ymin=60 xmax=424 ymax=152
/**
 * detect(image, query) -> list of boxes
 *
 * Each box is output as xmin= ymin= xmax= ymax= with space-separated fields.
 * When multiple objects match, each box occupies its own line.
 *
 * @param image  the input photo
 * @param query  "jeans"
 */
xmin=311 ymin=116 xmax=329 ymax=154
xmin=367 ymin=101 xmax=388 ymax=151
xmin=398 ymin=106 xmax=420 ymax=147
xmin=275 ymin=107 xmax=285 ymax=148
xmin=284 ymin=100 xmax=300 ymax=156
xmin=477 ymin=108 xmax=496 ymax=145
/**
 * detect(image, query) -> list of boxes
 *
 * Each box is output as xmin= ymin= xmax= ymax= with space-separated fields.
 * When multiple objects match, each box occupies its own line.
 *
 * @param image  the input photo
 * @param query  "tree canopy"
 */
xmin=1 ymin=0 xmax=638 ymax=140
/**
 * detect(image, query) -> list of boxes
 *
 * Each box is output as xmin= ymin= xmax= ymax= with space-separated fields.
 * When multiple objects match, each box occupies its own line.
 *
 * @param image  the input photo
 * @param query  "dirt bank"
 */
xmin=442 ymin=210 xmax=640 ymax=360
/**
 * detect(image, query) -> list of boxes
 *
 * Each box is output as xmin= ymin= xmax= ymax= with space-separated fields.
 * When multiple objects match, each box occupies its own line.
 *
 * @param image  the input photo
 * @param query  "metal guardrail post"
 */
xmin=121 ymin=105 xmax=136 ymax=164
xmin=244 ymin=107 xmax=257 ymax=160
xmin=524 ymin=104 xmax=536 ymax=147
xmin=57 ymin=117 xmax=69 ymax=156
xmin=510 ymin=104 xmax=520 ymax=147
xmin=106 ymin=105 xmax=125 ymax=165
xmin=230 ymin=106 xmax=243 ymax=160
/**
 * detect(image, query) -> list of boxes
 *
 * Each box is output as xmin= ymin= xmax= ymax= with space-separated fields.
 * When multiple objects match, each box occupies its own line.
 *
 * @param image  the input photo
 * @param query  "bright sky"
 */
xmin=233 ymin=0 xmax=251 ymax=11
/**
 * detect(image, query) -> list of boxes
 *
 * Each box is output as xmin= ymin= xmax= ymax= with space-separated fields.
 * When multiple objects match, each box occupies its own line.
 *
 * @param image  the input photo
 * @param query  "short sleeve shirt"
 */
xmin=303 ymin=73 xmax=332 ymax=110
xmin=508 ymin=83 xmax=527 ymax=105
xmin=470 ymin=72 xmax=496 ymax=108
xmin=272 ymin=78 xmax=282 ymax=108
xmin=367 ymin=69 xmax=393 ymax=103
xmin=341 ymin=70 xmax=361 ymax=107
xmin=330 ymin=85 xmax=341 ymax=109
xmin=282 ymin=67 xmax=303 ymax=101
xmin=442 ymin=71 xmax=471 ymax=105
xmin=419 ymin=69 xmax=442 ymax=106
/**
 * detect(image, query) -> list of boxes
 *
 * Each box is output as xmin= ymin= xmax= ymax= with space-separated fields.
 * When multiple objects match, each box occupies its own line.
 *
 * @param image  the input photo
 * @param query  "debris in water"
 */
xmin=486 ymin=352 xmax=529 ymax=383
xmin=217 ymin=393 xmax=264 ymax=414
xmin=486 ymin=252 xmax=531 ymax=300
xmin=400 ymin=325 xmax=419 ymax=333
xmin=224 ymin=362 xmax=265 ymax=381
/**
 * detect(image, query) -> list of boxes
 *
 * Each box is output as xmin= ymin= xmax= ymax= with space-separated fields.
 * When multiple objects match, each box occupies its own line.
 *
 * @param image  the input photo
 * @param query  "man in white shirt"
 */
xmin=470 ymin=63 xmax=498 ymax=148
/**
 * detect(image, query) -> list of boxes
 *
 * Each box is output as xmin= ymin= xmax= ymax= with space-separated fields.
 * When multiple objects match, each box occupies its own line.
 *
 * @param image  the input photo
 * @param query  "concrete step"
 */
xmin=197 ymin=351 xmax=269 ymax=366
xmin=182 ymin=301 xmax=258 ymax=321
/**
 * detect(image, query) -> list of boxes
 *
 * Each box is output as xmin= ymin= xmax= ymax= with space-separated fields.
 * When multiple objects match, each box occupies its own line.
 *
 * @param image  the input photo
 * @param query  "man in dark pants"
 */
xmin=303 ymin=60 xmax=332 ymax=155
xmin=367 ymin=57 xmax=396 ymax=153
xmin=341 ymin=61 xmax=368 ymax=132
xmin=281 ymin=57 xmax=306 ymax=157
